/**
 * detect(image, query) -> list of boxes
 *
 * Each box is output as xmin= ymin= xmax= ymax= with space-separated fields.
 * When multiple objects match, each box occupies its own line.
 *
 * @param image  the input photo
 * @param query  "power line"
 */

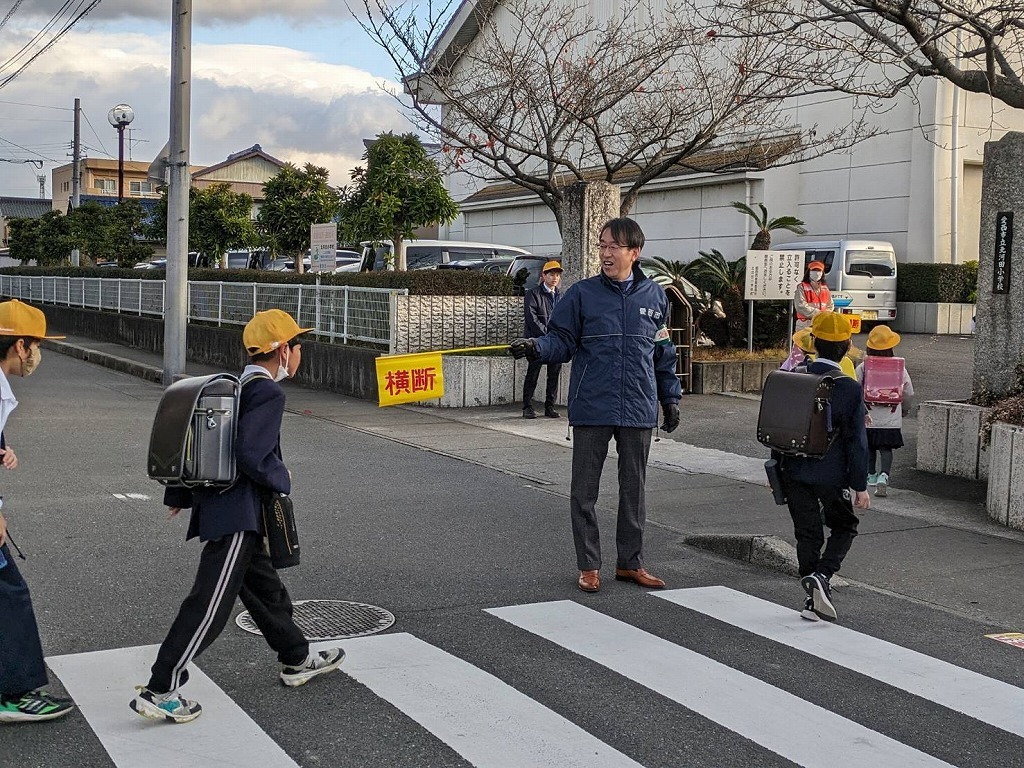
xmin=0 ymin=0 xmax=104 ymax=90
xmin=0 ymin=0 xmax=27 ymax=32
xmin=80 ymin=110 xmax=111 ymax=157
xmin=0 ymin=134 xmax=59 ymax=162
xmin=0 ymin=98 xmax=72 ymax=111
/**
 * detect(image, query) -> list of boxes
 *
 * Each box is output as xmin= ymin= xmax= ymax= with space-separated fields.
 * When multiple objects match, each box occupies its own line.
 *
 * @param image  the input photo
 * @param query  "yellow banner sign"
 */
xmin=376 ymin=351 xmax=444 ymax=406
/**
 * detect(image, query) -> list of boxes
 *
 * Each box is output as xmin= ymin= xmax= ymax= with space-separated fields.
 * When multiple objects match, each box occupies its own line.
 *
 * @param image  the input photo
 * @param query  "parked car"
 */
xmin=360 ymin=240 xmax=530 ymax=271
xmin=270 ymin=251 xmax=362 ymax=272
xmin=436 ymin=257 xmax=515 ymax=274
xmin=774 ymin=239 xmax=898 ymax=325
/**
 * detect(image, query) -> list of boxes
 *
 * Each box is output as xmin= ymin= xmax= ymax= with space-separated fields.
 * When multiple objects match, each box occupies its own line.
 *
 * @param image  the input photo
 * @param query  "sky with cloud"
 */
xmin=0 ymin=1 xmax=420 ymax=199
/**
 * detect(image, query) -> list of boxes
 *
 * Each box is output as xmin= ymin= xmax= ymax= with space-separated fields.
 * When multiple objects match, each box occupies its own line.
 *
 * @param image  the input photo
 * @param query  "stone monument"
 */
xmin=973 ymin=131 xmax=1024 ymax=397
xmin=560 ymin=181 xmax=620 ymax=287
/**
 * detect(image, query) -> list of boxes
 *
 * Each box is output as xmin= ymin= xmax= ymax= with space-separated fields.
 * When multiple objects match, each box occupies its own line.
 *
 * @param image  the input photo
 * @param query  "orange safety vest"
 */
xmin=797 ymin=282 xmax=831 ymax=321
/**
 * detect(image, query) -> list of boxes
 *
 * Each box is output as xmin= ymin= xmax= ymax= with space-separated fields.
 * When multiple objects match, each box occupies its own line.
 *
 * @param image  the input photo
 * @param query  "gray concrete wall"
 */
xmin=916 ymin=400 xmax=990 ymax=480
xmin=42 ymin=305 xmax=380 ymax=400
xmin=893 ymin=302 xmax=975 ymax=335
xmin=987 ymin=421 xmax=1024 ymax=530
xmin=394 ymin=295 xmax=524 ymax=354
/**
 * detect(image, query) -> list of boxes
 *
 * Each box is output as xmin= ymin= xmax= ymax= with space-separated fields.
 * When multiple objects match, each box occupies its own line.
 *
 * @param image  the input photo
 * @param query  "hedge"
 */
xmin=0 ymin=265 xmax=518 ymax=297
xmin=896 ymin=261 xmax=978 ymax=303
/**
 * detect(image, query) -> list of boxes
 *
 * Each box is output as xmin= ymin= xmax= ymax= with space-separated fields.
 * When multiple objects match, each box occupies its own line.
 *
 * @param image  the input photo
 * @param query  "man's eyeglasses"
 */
xmin=598 ymin=242 xmax=630 ymax=252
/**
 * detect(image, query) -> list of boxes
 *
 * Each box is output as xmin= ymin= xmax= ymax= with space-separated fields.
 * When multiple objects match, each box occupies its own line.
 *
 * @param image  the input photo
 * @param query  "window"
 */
xmin=405 ymin=246 xmax=444 ymax=269
xmin=94 ymin=178 xmax=116 ymax=192
xmin=801 ymin=249 xmax=836 ymax=272
xmin=129 ymin=181 xmax=153 ymax=195
xmin=845 ymin=250 xmax=896 ymax=277
xmin=447 ymin=248 xmax=493 ymax=262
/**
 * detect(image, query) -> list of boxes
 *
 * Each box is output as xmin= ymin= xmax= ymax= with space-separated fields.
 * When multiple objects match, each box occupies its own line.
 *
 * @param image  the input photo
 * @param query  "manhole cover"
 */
xmin=235 ymin=599 xmax=395 ymax=641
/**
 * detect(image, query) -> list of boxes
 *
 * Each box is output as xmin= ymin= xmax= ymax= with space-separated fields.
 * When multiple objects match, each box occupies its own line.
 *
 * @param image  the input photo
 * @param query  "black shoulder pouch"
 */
xmin=260 ymin=490 xmax=300 ymax=569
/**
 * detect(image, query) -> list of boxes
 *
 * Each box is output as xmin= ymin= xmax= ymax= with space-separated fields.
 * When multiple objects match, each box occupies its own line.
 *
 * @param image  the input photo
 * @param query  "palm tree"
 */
xmin=685 ymin=250 xmax=748 ymax=346
xmin=731 ymin=201 xmax=807 ymax=250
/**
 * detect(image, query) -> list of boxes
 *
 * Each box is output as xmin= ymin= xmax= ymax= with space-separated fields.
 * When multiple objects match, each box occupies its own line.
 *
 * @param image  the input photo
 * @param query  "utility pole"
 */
xmin=163 ymin=0 xmax=191 ymax=384
xmin=37 ymin=174 xmax=45 ymax=199
xmin=71 ymin=97 xmax=81 ymax=266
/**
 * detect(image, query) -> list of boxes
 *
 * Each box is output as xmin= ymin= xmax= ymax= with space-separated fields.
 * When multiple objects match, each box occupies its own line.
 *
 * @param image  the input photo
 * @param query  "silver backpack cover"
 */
xmin=147 ymin=373 xmax=241 ymax=487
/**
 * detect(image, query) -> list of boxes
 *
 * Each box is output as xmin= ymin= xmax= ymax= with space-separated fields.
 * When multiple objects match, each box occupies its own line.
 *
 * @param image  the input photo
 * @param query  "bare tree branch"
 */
xmin=354 ymin=0 xmax=882 ymax=229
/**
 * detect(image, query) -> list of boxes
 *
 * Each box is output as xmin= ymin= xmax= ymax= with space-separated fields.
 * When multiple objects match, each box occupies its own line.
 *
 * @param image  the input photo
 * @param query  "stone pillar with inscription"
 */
xmin=973 ymin=132 xmax=1024 ymax=397
xmin=560 ymin=181 xmax=621 ymax=288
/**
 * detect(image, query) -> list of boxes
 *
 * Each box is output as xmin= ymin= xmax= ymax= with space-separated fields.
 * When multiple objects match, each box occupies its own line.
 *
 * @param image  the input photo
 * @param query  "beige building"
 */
xmin=51 ymin=159 xmax=168 ymax=211
xmin=191 ymin=144 xmax=286 ymax=215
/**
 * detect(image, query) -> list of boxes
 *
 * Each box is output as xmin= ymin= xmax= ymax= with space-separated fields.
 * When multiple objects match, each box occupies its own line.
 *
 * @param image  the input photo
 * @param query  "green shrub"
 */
xmin=0 ymin=265 xmax=517 ymax=296
xmin=896 ymin=261 xmax=977 ymax=303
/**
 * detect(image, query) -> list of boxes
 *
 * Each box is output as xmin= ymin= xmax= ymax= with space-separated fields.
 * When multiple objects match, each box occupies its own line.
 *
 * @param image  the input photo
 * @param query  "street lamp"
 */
xmin=107 ymin=104 xmax=135 ymax=201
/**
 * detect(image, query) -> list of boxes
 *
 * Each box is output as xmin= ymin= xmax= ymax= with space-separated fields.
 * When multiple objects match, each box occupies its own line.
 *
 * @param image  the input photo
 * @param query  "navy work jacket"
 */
xmin=164 ymin=374 xmax=292 ymax=542
xmin=524 ymin=284 xmax=559 ymax=337
xmin=533 ymin=263 xmax=681 ymax=428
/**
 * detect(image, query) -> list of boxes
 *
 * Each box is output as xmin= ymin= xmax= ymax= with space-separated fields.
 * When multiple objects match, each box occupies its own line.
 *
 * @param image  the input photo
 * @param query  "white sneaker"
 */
xmin=867 ymin=473 xmax=878 ymax=486
xmin=280 ymin=648 xmax=345 ymax=687
xmin=876 ymin=473 xmax=888 ymax=497
xmin=129 ymin=686 xmax=202 ymax=723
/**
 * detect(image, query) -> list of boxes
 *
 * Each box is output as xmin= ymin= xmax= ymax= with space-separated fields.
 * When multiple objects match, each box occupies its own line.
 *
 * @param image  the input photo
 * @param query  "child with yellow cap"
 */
xmin=854 ymin=325 xmax=914 ymax=497
xmin=780 ymin=311 xmax=870 ymax=623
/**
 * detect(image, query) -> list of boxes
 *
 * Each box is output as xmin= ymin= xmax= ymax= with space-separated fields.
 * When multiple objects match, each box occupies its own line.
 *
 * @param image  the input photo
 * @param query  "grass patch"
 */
xmin=693 ymin=346 xmax=787 ymax=361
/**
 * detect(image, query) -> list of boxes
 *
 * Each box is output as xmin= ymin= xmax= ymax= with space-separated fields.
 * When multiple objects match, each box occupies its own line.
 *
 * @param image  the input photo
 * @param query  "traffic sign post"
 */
xmin=743 ymin=250 xmax=805 ymax=352
xmin=310 ymin=223 xmax=338 ymax=274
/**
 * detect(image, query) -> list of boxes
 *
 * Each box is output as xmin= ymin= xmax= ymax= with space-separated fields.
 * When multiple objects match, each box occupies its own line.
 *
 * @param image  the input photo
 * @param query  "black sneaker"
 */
xmin=799 ymin=596 xmax=820 ymax=622
xmin=544 ymin=405 xmax=560 ymax=418
xmin=522 ymin=406 xmax=537 ymax=419
xmin=801 ymin=573 xmax=837 ymax=622
xmin=0 ymin=690 xmax=74 ymax=723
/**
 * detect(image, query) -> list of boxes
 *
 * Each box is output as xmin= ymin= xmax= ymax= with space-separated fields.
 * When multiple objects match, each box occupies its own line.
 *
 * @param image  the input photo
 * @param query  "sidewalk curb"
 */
xmin=43 ymin=339 xmax=164 ymax=383
xmin=682 ymin=534 xmax=849 ymax=587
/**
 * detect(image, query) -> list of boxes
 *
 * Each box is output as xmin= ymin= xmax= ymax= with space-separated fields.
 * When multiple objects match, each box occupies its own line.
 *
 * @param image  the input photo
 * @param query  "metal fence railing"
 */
xmin=0 ymin=275 xmax=405 ymax=350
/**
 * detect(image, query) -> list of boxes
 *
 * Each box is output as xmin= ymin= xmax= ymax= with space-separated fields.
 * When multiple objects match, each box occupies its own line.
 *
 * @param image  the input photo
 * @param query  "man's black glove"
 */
xmin=509 ymin=338 xmax=538 ymax=360
xmin=661 ymin=402 xmax=680 ymax=433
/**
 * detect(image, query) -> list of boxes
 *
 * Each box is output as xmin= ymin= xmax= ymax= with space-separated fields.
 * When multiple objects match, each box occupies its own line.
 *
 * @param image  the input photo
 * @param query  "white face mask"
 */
xmin=274 ymin=346 xmax=290 ymax=382
xmin=809 ymin=270 xmax=823 ymax=281
xmin=21 ymin=345 xmax=41 ymax=377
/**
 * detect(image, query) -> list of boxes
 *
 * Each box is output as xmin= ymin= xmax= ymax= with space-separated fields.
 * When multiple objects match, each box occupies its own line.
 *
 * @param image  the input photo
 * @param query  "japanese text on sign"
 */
xmin=375 ymin=351 xmax=445 ymax=406
xmin=993 ymin=212 xmax=1013 ymax=295
xmin=744 ymin=251 xmax=805 ymax=301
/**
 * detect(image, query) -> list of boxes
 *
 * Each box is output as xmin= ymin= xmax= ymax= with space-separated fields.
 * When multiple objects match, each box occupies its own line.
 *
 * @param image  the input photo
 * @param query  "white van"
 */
xmin=360 ymin=239 xmax=529 ymax=271
xmin=775 ymin=240 xmax=898 ymax=325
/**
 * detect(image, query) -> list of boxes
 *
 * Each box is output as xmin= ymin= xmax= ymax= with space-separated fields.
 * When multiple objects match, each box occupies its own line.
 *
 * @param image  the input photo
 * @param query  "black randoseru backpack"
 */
xmin=757 ymin=369 xmax=838 ymax=458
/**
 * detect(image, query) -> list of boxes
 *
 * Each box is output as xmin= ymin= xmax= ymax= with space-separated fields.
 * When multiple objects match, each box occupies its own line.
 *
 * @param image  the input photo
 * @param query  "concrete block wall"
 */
xmin=394 ymin=295 xmax=525 ymax=353
xmin=417 ymin=356 xmax=573 ymax=409
xmin=893 ymin=303 xmax=975 ymax=335
xmin=987 ymin=422 xmax=1024 ymax=531
xmin=691 ymin=361 xmax=784 ymax=395
xmin=916 ymin=400 xmax=990 ymax=480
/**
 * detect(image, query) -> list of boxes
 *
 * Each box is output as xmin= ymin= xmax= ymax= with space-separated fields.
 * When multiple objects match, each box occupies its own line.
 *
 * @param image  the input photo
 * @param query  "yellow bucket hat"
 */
xmin=792 ymin=328 xmax=815 ymax=354
xmin=866 ymin=325 xmax=901 ymax=350
xmin=242 ymin=309 xmax=312 ymax=355
xmin=810 ymin=311 xmax=852 ymax=342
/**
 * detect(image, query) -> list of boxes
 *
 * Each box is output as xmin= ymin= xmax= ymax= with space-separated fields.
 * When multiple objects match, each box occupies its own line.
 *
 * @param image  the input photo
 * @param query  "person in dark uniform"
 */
xmin=522 ymin=260 xmax=564 ymax=419
xmin=0 ymin=300 xmax=75 ymax=724
xmin=783 ymin=311 xmax=870 ymax=623
xmin=131 ymin=310 xmax=344 ymax=723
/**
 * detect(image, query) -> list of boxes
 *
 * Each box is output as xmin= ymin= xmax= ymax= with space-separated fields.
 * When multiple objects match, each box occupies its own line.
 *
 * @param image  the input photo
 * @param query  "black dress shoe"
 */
xmin=544 ymin=405 xmax=560 ymax=418
xmin=522 ymin=406 xmax=537 ymax=419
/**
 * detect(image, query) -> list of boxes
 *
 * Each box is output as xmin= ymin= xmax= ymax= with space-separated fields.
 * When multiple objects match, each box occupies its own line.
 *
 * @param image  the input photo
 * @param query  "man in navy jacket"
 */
xmin=132 ymin=310 xmax=344 ymax=723
xmin=511 ymin=218 xmax=681 ymax=593
xmin=522 ymin=260 xmax=563 ymax=418
xmin=783 ymin=311 xmax=870 ymax=623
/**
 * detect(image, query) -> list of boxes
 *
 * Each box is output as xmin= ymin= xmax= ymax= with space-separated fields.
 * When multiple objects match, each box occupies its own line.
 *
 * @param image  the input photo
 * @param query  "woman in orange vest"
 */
xmin=794 ymin=260 xmax=834 ymax=330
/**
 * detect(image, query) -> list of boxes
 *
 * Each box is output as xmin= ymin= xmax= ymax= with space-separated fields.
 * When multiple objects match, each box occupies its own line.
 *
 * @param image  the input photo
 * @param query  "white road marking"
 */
xmin=339 ymin=632 xmax=643 ymax=768
xmin=488 ymin=600 xmax=954 ymax=768
xmin=112 ymin=493 xmax=151 ymax=500
xmin=46 ymin=645 xmax=298 ymax=768
xmin=656 ymin=586 xmax=1024 ymax=738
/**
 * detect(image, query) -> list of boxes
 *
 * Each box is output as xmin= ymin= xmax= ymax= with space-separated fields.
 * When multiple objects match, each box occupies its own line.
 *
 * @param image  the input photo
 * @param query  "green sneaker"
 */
xmin=0 ymin=690 xmax=74 ymax=723
xmin=867 ymin=473 xmax=878 ymax=486
xmin=129 ymin=686 xmax=202 ymax=723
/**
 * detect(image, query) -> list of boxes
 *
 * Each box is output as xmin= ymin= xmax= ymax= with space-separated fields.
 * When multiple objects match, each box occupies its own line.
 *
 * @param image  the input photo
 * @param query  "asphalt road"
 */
xmin=6 ymin=339 xmax=1023 ymax=767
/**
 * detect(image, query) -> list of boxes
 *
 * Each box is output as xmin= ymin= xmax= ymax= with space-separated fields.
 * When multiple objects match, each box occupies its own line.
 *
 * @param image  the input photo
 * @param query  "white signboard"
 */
xmin=310 ymin=222 xmax=338 ymax=273
xmin=744 ymin=250 xmax=805 ymax=300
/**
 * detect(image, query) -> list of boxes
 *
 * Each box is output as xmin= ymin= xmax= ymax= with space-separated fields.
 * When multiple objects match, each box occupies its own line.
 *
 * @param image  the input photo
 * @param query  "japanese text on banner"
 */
xmin=375 ymin=352 xmax=444 ymax=406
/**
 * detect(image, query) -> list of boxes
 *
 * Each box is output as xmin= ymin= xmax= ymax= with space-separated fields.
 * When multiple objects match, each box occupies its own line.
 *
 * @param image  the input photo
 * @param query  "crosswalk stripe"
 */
xmin=488 ymin=600 xmax=955 ymax=768
xmin=338 ymin=632 xmax=643 ymax=768
xmin=47 ymin=645 xmax=299 ymax=768
xmin=655 ymin=586 xmax=1024 ymax=738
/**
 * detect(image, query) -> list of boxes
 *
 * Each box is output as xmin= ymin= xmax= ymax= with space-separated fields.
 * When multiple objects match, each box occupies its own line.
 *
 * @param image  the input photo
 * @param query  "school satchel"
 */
xmin=862 ymin=356 xmax=905 ymax=405
xmin=757 ymin=370 xmax=838 ymax=458
xmin=147 ymin=374 xmax=241 ymax=487
xmin=260 ymin=490 xmax=300 ymax=569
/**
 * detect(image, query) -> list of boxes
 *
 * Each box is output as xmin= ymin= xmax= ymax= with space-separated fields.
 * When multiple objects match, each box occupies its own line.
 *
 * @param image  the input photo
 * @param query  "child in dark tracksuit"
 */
xmin=131 ymin=310 xmax=344 ymax=723
xmin=781 ymin=312 xmax=870 ymax=623
xmin=0 ymin=300 xmax=74 ymax=723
